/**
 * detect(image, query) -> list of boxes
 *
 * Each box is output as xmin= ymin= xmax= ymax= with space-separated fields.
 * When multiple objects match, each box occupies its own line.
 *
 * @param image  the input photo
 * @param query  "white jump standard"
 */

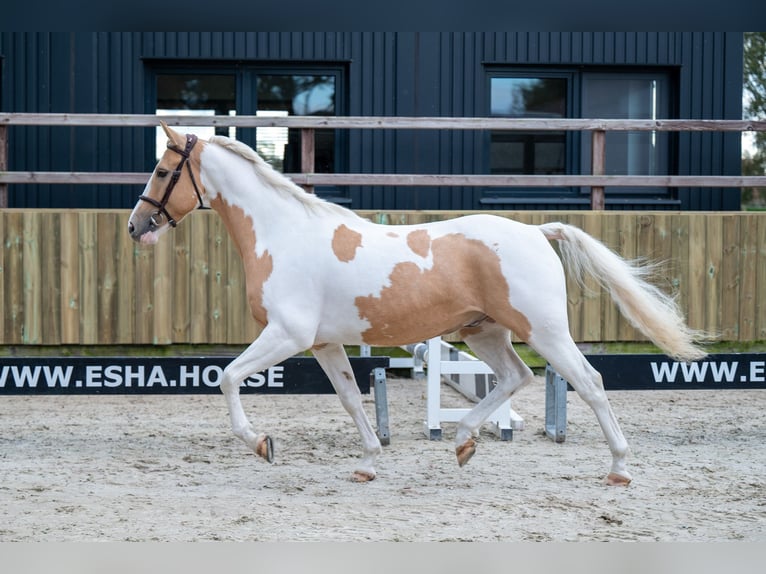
xmin=128 ymin=123 xmax=707 ymax=486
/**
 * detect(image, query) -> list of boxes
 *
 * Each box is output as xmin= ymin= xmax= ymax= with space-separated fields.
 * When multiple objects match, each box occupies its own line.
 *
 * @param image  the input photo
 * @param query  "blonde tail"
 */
xmin=539 ymin=221 xmax=710 ymax=362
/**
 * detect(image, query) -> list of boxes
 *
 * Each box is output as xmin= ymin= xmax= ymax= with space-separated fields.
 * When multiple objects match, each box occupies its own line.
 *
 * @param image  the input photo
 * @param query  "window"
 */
xmin=151 ymin=67 xmax=343 ymax=178
xmin=580 ymin=74 xmax=670 ymax=182
xmin=255 ymin=74 xmax=336 ymax=173
xmin=485 ymin=69 xmax=673 ymax=206
xmin=489 ymin=77 xmax=568 ymax=175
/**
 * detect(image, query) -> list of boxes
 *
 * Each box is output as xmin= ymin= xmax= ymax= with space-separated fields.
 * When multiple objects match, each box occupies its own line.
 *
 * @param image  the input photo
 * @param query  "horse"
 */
xmin=128 ymin=121 xmax=708 ymax=486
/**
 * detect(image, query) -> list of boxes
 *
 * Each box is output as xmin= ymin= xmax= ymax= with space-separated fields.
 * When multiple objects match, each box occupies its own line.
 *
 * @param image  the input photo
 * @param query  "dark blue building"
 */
xmin=0 ymin=32 xmax=744 ymax=210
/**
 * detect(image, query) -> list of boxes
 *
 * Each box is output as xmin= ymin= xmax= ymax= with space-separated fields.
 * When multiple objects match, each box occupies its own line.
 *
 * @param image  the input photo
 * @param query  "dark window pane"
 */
xmin=157 ymin=74 xmax=236 ymax=112
xmin=490 ymin=78 xmax=567 ymax=175
xmin=490 ymin=78 xmax=566 ymax=118
xmin=256 ymin=75 xmax=336 ymax=173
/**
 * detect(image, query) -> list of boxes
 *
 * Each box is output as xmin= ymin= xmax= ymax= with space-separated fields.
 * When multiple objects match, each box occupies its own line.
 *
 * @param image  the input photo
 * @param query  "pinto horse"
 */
xmin=128 ymin=122 xmax=707 ymax=485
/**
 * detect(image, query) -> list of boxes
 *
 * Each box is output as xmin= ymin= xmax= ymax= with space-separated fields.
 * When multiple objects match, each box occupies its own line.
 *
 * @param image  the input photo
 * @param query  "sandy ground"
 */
xmin=1 ymin=375 xmax=765 ymax=542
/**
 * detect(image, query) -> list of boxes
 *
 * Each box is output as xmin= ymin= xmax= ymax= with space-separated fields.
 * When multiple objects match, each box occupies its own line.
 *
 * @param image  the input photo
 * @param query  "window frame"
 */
xmin=145 ymin=62 xmax=348 ymax=199
xmin=484 ymin=68 xmax=580 ymax=201
xmin=579 ymin=70 xmax=675 ymax=201
xmin=483 ymin=66 xmax=677 ymax=207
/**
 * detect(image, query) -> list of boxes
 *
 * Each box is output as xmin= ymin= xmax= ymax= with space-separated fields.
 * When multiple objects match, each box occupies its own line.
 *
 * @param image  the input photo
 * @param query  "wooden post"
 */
xmin=590 ymin=129 xmax=606 ymax=210
xmin=0 ymin=126 xmax=8 ymax=208
xmin=300 ymin=127 xmax=315 ymax=194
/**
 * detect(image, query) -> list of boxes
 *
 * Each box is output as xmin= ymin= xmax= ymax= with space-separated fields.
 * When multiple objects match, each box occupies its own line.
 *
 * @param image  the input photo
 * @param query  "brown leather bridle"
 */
xmin=138 ymin=133 xmax=204 ymax=228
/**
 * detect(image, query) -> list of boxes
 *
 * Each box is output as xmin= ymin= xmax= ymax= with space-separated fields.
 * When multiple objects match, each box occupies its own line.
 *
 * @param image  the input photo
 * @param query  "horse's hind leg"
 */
xmin=312 ymin=344 xmax=382 ymax=482
xmin=529 ymin=330 xmax=631 ymax=486
xmin=455 ymin=323 xmax=536 ymax=467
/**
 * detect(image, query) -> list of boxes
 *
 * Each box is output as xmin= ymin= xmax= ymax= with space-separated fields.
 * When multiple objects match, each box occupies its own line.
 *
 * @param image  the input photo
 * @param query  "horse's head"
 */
xmin=128 ymin=121 xmax=206 ymax=245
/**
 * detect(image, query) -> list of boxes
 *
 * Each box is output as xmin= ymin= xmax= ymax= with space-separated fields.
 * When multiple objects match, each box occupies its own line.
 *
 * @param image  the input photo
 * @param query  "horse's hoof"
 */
xmin=255 ymin=434 xmax=274 ymax=463
xmin=456 ymin=438 xmax=477 ymax=467
xmin=351 ymin=470 xmax=376 ymax=482
xmin=604 ymin=472 xmax=632 ymax=486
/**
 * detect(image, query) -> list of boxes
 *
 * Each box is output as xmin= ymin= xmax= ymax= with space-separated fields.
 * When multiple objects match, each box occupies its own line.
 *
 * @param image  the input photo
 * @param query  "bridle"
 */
xmin=138 ymin=133 xmax=204 ymax=228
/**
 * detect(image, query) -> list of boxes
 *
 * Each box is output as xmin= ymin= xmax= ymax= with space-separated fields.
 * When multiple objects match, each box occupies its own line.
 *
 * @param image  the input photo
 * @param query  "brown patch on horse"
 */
xmin=406 ymin=229 xmax=431 ymax=258
xmin=356 ymin=234 xmax=532 ymax=344
xmin=211 ymin=197 xmax=273 ymax=326
xmin=386 ymin=231 xmax=399 ymax=238
xmin=332 ymin=224 xmax=363 ymax=263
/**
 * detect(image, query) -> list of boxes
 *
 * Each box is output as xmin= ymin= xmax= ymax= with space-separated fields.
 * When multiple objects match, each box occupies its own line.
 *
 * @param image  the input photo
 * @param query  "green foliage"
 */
xmin=742 ymin=32 xmax=766 ymax=208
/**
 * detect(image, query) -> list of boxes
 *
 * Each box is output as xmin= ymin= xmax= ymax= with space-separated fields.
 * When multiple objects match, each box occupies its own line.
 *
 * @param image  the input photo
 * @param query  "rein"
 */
xmin=138 ymin=133 xmax=204 ymax=228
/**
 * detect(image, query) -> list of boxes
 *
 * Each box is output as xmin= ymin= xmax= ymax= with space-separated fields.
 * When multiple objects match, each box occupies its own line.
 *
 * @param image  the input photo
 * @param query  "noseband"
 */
xmin=138 ymin=133 xmax=204 ymax=228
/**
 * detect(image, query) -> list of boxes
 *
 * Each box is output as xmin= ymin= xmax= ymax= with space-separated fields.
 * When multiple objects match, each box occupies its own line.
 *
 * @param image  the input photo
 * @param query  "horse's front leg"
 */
xmin=220 ymin=325 xmax=308 ymax=462
xmin=312 ymin=343 xmax=382 ymax=482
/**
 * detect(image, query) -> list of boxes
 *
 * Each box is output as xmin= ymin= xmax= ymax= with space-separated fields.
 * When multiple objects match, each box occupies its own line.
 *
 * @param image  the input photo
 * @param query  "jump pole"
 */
xmin=420 ymin=337 xmax=523 ymax=441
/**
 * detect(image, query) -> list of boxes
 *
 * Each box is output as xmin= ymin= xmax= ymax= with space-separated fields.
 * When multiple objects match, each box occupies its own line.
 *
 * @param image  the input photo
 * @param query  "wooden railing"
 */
xmin=2 ymin=113 xmax=766 ymax=209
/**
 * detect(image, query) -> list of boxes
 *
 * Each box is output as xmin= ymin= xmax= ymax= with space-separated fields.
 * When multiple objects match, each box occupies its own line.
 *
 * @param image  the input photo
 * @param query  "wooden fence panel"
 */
xmin=189 ymin=213 xmax=210 ymax=344
xmin=41 ymin=212 xmax=62 ymax=344
xmin=59 ymin=212 xmax=80 ymax=344
xmin=687 ymin=214 xmax=708 ymax=332
xmin=134 ymin=228 xmax=155 ymax=344
xmin=739 ymin=215 xmax=758 ymax=341
xmin=116 ymin=212 xmax=137 ymax=344
xmin=207 ymin=215 xmax=228 ymax=344
xmin=4 ymin=213 xmax=25 ymax=343
xmin=757 ymin=216 xmax=766 ymax=340
xmin=78 ymin=213 xmax=99 ymax=344
xmin=721 ymin=215 xmax=741 ymax=340
xmin=97 ymin=212 xmax=118 ymax=345
xmin=0 ymin=209 xmax=764 ymax=347
xmin=704 ymin=215 xmax=723 ymax=337
xmin=171 ymin=220 xmax=191 ymax=342
xmin=22 ymin=212 xmax=41 ymax=344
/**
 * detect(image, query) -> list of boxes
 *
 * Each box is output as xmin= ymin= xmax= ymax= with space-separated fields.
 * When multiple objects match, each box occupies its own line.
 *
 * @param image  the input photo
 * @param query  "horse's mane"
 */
xmin=207 ymin=135 xmax=360 ymax=220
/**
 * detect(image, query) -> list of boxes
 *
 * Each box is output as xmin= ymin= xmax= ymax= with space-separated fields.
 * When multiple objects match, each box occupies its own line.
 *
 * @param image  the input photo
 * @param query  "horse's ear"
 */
xmin=159 ymin=121 xmax=185 ymax=147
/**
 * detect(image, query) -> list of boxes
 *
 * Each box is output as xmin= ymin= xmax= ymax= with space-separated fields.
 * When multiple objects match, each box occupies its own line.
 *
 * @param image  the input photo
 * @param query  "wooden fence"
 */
xmin=1 ymin=209 xmax=764 ymax=346
xmin=1 ymin=114 xmax=765 ymax=346
xmin=2 ymin=114 xmax=766 ymax=208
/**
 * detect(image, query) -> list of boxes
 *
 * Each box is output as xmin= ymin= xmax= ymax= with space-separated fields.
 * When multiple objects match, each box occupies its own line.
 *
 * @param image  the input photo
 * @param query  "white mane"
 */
xmin=207 ymin=135 xmax=359 ymax=220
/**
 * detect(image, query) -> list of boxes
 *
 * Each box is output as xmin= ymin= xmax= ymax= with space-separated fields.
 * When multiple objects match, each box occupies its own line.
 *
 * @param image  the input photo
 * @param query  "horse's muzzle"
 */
xmin=127 ymin=217 xmax=161 ymax=245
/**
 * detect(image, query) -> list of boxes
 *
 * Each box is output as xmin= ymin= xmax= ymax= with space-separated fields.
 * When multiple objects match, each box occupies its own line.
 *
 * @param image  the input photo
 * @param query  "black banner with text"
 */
xmin=580 ymin=353 xmax=766 ymax=390
xmin=0 ymin=356 xmax=388 ymax=395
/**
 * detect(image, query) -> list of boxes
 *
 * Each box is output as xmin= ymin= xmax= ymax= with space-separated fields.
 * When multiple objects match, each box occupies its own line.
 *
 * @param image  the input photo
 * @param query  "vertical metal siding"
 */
xmin=0 ymin=32 xmax=743 ymax=211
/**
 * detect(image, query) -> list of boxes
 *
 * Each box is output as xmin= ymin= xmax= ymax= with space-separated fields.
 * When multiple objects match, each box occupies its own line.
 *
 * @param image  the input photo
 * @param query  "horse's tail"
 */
xmin=538 ymin=221 xmax=710 ymax=362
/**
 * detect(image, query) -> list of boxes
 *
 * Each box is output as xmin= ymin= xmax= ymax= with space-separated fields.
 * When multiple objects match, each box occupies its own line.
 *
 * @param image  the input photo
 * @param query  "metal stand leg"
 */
xmin=425 ymin=337 xmax=443 ymax=440
xmin=372 ymin=367 xmax=390 ymax=446
xmin=545 ymin=364 xmax=568 ymax=443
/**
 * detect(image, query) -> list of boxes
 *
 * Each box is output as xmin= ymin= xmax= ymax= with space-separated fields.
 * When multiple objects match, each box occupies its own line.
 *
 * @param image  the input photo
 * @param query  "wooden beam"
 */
xmin=0 ymin=126 xmax=7 ymax=208
xmin=590 ymin=130 xmax=606 ymax=210
xmin=2 ymin=171 xmax=766 ymax=188
xmin=2 ymin=113 xmax=765 ymax=133
xmin=300 ymin=128 xmax=315 ymax=194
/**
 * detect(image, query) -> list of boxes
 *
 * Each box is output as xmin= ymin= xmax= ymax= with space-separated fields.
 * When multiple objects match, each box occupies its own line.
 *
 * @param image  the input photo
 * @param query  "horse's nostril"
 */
xmin=128 ymin=221 xmax=135 ymax=234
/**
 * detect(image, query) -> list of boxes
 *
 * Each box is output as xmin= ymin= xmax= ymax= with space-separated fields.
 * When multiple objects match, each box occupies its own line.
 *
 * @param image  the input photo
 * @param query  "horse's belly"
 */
xmin=357 ymin=306 xmax=484 ymax=346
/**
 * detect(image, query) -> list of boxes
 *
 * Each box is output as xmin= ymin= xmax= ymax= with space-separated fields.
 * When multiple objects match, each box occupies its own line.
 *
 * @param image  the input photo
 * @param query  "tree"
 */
xmin=743 ymin=32 xmax=766 ymax=207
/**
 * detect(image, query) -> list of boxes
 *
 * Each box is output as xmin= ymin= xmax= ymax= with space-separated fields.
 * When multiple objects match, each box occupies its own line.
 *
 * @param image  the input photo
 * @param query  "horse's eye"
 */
xmin=156 ymin=169 xmax=169 ymax=178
